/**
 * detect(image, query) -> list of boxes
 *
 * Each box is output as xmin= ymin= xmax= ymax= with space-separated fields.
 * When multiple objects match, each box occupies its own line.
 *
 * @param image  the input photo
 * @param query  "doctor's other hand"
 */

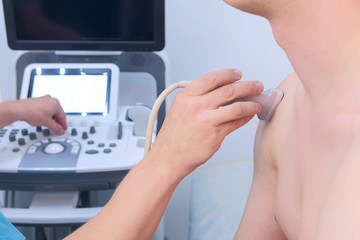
xmin=148 ymin=68 xmax=263 ymax=177
xmin=12 ymin=95 xmax=67 ymax=135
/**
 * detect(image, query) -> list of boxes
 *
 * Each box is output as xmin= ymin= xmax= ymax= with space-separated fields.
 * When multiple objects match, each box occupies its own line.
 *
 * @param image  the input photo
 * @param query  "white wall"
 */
xmin=0 ymin=0 xmax=293 ymax=239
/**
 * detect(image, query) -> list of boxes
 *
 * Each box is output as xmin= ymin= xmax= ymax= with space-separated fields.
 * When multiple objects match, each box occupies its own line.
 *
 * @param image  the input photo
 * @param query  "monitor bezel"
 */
xmin=28 ymin=68 xmax=112 ymax=116
xmin=2 ymin=0 xmax=165 ymax=51
xmin=20 ymin=63 xmax=120 ymax=122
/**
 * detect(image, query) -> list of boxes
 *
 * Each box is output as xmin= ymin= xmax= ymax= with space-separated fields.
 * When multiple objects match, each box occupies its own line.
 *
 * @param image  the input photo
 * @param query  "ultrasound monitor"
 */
xmin=2 ymin=0 xmax=165 ymax=51
xmin=21 ymin=63 xmax=120 ymax=122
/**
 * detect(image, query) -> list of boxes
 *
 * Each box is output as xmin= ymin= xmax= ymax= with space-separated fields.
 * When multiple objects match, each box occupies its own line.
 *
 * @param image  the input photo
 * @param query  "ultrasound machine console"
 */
xmin=0 ymin=63 xmax=152 ymax=191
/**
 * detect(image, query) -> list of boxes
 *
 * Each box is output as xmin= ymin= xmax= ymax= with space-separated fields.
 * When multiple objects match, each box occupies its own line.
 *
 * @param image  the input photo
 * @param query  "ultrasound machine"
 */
xmin=0 ymin=0 xmax=165 ymax=239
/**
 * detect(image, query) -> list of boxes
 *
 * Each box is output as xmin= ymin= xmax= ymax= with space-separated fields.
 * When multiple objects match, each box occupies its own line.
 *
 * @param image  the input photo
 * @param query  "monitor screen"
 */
xmin=2 ymin=0 xmax=165 ymax=51
xmin=28 ymin=67 xmax=111 ymax=116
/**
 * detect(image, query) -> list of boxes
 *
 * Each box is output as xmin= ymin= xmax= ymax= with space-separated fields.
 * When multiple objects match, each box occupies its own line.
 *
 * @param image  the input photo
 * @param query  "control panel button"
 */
xmin=104 ymin=149 xmax=112 ymax=154
xmin=81 ymin=121 xmax=88 ymax=127
xmin=12 ymin=148 xmax=20 ymax=152
xmin=27 ymin=146 xmax=37 ymax=154
xmin=0 ymin=129 xmax=7 ymax=134
xmin=52 ymin=137 xmax=66 ymax=142
xmin=11 ymin=129 xmax=19 ymax=134
xmin=85 ymin=150 xmax=99 ymax=154
xmin=71 ymin=145 xmax=80 ymax=155
xmin=68 ymin=121 xmax=74 ymax=128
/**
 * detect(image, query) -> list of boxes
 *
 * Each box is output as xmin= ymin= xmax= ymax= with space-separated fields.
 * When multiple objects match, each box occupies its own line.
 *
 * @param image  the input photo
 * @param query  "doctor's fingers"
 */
xmin=183 ymin=68 xmax=243 ymax=96
xmin=52 ymin=108 xmax=68 ymax=131
xmin=203 ymin=80 xmax=263 ymax=108
xmin=44 ymin=120 xmax=66 ymax=135
xmin=221 ymin=115 xmax=255 ymax=137
xmin=208 ymin=101 xmax=261 ymax=126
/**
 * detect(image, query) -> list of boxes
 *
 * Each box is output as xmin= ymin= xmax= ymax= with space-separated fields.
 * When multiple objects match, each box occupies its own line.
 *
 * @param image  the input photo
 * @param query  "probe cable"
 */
xmin=144 ymin=81 xmax=191 ymax=157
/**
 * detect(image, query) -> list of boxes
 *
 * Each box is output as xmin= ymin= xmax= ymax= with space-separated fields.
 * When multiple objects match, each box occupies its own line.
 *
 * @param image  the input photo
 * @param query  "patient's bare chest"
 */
xmin=274 ymin=117 xmax=360 ymax=239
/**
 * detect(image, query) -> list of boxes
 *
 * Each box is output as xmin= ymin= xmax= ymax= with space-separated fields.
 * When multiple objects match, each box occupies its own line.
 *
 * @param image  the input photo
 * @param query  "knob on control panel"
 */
xmin=43 ymin=129 xmax=50 ymax=136
xmin=82 ymin=132 xmax=88 ymax=140
xmin=21 ymin=129 xmax=28 ymax=136
xmin=71 ymin=128 xmax=77 ymax=136
xmin=89 ymin=126 xmax=96 ymax=134
xmin=18 ymin=138 xmax=26 ymax=146
xmin=29 ymin=132 xmax=37 ymax=140
xmin=9 ymin=135 xmax=16 ymax=142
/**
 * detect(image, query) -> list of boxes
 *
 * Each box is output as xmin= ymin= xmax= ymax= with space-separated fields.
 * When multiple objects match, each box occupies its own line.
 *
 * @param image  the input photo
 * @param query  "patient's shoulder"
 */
xmin=270 ymin=72 xmax=300 ymax=123
xmin=254 ymin=72 xmax=299 ymax=164
xmin=259 ymin=72 xmax=299 ymax=130
xmin=277 ymin=72 xmax=300 ymax=93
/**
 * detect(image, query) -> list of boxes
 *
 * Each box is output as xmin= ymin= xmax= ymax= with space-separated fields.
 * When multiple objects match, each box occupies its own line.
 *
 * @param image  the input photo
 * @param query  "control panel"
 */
xmin=0 ymin=107 xmax=150 ymax=174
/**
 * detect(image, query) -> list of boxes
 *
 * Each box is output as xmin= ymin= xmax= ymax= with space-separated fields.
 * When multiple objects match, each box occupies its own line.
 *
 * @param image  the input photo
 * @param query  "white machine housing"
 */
xmin=0 ymin=62 xmax=155 ymax=191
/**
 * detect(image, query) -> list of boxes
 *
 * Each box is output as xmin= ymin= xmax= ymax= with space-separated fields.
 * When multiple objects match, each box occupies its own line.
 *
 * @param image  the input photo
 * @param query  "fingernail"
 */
xmin=255 ymin=81 xmax=264 ymax=92
xmin=234 ymin=69 xmax=242 ymax=78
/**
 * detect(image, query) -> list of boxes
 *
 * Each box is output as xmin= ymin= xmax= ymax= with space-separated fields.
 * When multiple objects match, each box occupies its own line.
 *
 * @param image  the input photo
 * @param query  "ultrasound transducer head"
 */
xmin=236 ymin=89 xmax=284 ymax=121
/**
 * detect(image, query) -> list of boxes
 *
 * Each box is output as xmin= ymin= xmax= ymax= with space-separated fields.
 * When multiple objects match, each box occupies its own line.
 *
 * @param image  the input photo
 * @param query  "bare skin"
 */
xmin=225 ymin=0 xmax=360 ymax=239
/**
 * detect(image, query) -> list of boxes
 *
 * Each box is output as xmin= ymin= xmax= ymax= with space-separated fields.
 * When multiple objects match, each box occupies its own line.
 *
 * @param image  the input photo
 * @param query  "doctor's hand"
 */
xmin=148 ymin=68 xmax=263 ymax=177
xmin=12 ymin=95 xmax=67 ymax=135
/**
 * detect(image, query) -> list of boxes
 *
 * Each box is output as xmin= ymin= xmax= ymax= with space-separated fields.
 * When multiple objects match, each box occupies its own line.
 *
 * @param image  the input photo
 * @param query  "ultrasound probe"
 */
xmin=144 ymin=81 xmax=284 ymax=155
xmin=234 ymin=88 xmax=284 ymax=121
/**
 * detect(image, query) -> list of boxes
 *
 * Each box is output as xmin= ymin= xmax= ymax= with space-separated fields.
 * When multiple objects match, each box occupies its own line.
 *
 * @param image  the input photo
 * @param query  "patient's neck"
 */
xmin=269 ymin=4 xmax=360 ymax=113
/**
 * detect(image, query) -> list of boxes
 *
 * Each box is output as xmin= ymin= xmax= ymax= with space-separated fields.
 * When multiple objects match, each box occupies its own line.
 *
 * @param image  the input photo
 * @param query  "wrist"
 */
xmin=143 ymin=147 xmax=195 ymax=184
xmin=9 ymin=100 xmax=27 ymax=122
xmin=0 ymin=100 xmax=23 ymax=125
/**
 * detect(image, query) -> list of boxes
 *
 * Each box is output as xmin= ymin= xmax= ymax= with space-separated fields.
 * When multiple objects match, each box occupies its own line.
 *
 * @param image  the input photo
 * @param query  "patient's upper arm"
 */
xmin=234 ymin=121 xmax=286 ymax=239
